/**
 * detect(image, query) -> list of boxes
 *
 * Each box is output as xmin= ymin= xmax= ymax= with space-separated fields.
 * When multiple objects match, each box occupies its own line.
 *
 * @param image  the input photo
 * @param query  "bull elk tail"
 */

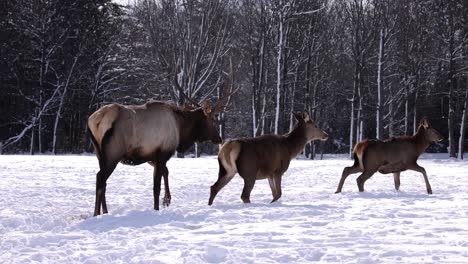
xmin=87 ymin=104 xmax=120 ymax=166
xmin=88 ymin=127 xmax=102 ymax=160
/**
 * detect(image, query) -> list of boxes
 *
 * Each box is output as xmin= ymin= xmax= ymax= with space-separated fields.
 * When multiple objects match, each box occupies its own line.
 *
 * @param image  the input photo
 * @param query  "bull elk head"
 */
xmin=87 ymin=62 xmax=237 ymax=216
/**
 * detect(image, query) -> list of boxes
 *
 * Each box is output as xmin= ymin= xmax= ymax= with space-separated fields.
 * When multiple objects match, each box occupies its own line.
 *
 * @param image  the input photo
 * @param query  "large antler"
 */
xmin=173 ymin=64 xmax=201 ymax=108
xmin=213 ymin=59 xmax=239 ymax=113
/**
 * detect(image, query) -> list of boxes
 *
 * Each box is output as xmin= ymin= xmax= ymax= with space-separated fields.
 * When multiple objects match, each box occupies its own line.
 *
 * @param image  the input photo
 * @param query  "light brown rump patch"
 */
xmin=353 ymin=140 xmax=369 ymax=170
xmin=219 ymin=140 xmax=241 ymax=175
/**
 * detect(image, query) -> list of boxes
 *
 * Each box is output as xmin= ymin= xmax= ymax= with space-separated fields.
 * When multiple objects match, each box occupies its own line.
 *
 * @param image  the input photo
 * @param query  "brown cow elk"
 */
xmin=208 ymin=111 xmax=328 ymax=205
xmin=335 ymin=117 xmax=443 ymax=194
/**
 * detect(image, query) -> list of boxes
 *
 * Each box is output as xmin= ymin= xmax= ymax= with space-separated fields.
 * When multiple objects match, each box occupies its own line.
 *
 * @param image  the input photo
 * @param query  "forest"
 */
xmin=1 ymin=0 xmax=467 ymax=159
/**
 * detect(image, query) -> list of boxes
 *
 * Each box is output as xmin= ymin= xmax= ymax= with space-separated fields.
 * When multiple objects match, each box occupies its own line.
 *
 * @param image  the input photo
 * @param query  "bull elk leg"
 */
xmin=335 ymin=164 xmax=362 ymax=193
xmin=269 ymin=174 xmax=282 ymax=203
xmin=393 ymin=172 xmax=401 ymax=191
xmin=149 ymin=162 xmax=171 ymax=208
xmin=153 ymin=162 xmax=164 ymax=211
xmin=356 ymin=169 xmax=377 ymax=192
xmin=408 ymin=164 xmax=432 ymax=194
xmin=94 ymin=161 xmax=118 ymax=216
xmin=162 ymin=166 xmax=171 ymax=207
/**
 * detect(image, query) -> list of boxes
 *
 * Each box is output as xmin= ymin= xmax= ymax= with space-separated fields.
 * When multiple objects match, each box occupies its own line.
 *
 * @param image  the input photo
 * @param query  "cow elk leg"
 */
xmin=336 ymin=164 xmax=362 ymax=193
xmin=408 ymin=164 xmax=432 ymax=194
xmin=209 ymin=160 xmax=236 ymax=205
xmin=356 ymin=169 xmax=376 ymax=192
xmin=240 ymin=176 xmax=256 ymax=203
xmin=269 ymin=174 xmax=282 ymax=203
xmin=394 ymin=172 xmax=401 ymax=191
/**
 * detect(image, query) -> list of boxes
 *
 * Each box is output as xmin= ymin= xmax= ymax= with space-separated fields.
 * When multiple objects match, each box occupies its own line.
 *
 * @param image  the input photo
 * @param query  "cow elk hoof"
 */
xmin=163 ymin=197 xmax=171 ymax=207
xmin=241 ymin=197 xmax=251 ymax=203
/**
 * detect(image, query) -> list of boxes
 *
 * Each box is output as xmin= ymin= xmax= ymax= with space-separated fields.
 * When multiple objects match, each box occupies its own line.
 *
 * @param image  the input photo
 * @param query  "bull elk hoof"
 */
xmin=427 ymin=189 xmax=433 ymax=195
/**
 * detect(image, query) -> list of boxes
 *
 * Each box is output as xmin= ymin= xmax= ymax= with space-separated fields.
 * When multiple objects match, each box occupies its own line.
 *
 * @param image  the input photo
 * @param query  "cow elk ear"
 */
xmin=293 ymin=112 xmax=302 ymax=121
xmin=201 ymin=101 xmax=212 ymax=116
xmin=420 ymin=117 xmax=430 ymax=129
xmin=302 ymin=111 xmax=311 ymax=122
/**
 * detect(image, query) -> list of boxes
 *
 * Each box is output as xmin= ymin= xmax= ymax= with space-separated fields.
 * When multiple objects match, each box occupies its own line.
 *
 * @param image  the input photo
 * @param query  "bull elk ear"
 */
xmin=302 ymin=111 xmax=311 ymax=122
xmin=420 ymin=117 xmax=430 ymax=129
xmin=201 ymin=101 xmax=213 ymax=116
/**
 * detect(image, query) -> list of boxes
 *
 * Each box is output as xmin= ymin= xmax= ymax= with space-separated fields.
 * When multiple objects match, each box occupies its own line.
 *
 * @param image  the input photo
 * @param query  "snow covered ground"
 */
xmin=0 ymin=154 xmax=467 ymax=263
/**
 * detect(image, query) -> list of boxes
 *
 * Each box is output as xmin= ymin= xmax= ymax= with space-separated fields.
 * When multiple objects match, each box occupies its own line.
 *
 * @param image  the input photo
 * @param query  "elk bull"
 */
xmin=88 ymin=101 xmax=222 ymax=216
xmin=208 ymin=111 xmax=328 ymax=205
xmin=335 ymin=117 xmax=443 ymax=194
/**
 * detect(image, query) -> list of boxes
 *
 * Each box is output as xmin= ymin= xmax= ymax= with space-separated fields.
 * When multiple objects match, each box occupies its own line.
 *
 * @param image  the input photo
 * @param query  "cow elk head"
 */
xmin=419 ymin=117 xmax=443 ymax=143
xmin=293 ymin=111 xmax=329 ymax=142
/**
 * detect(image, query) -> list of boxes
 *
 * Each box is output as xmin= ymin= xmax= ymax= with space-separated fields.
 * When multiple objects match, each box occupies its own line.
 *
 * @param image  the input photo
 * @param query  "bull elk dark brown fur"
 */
xmin=208 ymin=111 xmax=328 ymax=205
xmin=88 ymin=62 xmax=236 ymax=216
xmin=88 ymin=101 xmax=222 ymax=216
xmin=335 ymin=117 xmax=443 ymax=194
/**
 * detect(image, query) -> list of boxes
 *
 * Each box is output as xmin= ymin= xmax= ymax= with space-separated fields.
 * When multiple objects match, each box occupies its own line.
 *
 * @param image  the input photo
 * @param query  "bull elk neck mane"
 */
xmin=208 ymin=111 xmax=329 ymax=205
xmin=335 ymin=117 xmax=443 ymax=194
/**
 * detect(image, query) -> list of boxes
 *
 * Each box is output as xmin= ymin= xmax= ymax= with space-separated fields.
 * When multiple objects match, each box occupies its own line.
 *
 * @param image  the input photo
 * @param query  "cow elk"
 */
xmin=88 ymin=67 xmax=235 ymax=216
xmin=335 ymin=117 xmax=443 ymax=194
xmin=208 ymin=111 xmax=328 ymax=205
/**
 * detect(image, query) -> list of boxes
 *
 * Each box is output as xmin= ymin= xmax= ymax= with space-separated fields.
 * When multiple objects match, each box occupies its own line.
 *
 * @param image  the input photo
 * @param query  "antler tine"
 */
xmin=173 ymin=63 xmax=201 ymax=108
xmin=214 ymin=59 xmax=237 ymax=112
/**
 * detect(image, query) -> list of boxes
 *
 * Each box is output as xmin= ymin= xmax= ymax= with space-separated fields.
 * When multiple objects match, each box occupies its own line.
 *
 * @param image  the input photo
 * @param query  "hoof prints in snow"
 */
xmin=0 ymin=154 xmax=468 ymax=263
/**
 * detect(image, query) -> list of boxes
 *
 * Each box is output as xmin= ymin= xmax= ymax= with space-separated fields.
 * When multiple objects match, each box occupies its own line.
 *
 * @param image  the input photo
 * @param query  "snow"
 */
xmin=1 ymin=154 xmax=468 ymax=263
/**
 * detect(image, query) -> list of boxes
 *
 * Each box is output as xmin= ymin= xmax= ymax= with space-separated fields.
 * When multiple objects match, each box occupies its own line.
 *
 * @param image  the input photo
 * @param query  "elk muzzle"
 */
xmin=321 ymin=132 xmax=329 ymax=141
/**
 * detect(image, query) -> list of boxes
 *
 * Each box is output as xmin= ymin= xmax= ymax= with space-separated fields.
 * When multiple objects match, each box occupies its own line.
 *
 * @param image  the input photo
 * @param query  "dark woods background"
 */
xmin=1 ymin=0 xmax=467 ymax=158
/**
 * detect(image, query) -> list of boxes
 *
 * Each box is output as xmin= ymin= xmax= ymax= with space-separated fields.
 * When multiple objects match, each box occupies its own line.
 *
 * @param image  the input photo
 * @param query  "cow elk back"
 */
xmin=208 ymin=111 xmax=328 ymax=205
xmin=335 ymin=117 xmax=443 ymax=194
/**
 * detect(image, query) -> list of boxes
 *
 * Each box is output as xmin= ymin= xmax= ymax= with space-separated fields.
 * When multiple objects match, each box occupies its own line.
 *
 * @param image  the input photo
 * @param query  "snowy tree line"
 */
xmin=1 ymin=0 xmax=467 ymax=158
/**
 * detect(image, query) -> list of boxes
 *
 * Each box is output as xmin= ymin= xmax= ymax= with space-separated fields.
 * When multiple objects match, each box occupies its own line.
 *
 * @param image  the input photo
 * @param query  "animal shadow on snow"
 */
xmin=75 ymin=209 xmax=213 ymax=233
xmin=344 ymin=191 xmax=440 ymax=200
xmin=75 ymin=201 xmax=342 ymax=232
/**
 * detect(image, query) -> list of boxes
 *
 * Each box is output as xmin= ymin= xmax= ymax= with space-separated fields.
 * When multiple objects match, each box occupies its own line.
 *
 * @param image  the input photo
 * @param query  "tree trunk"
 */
xmin=289 ymin=65 xmax=299 ymax=131
xmin=52 ymin=55 xmax=79 ymax=154
xmin=29 ymin=122 xmax=35 ymax=155
xmin=458 ymin=81 xmax=468 ymax=159
xmin=38 ymin=115 xmax=43 ymax=153
xmin=413 ymin=91 xmax=418 ymax=135
xmin=376 ymin=28 xmax=384 ymax=140
xmin=253 ymin=34 xmax=265 ymax=137
xmin=274 ymin=9 xmax=284 ymax=134
xmin=356 ymin=73 xmax=362 ymax=144
xmin=404 ymin=79 xmax=409 ymax=135
xmin=252 ymin=91 xmax=257 ymax=137
xmin=448 ymin=70 xmax=456 ymax=158
xmin=349 ymin=82 xmax=356 ymax=158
